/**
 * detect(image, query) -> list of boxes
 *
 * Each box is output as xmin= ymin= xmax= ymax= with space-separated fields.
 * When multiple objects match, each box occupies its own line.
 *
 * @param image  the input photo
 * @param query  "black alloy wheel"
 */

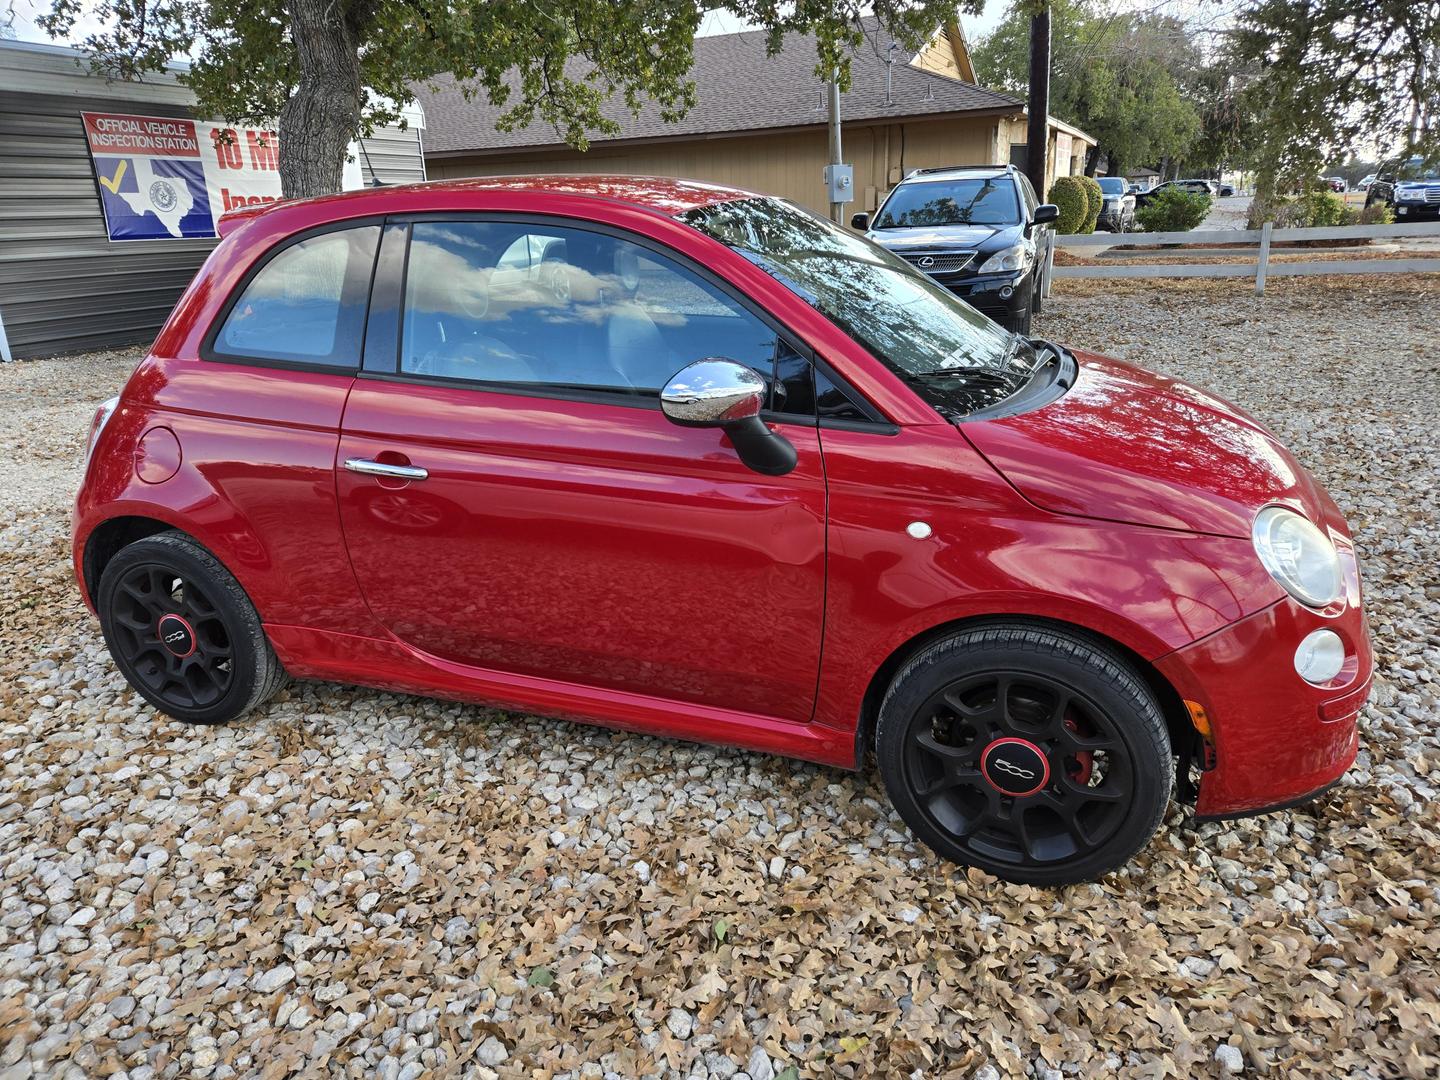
xmin=98 ymin=532 xmax=286 ymax=724
xmin=877 ymin=625 xmax=1171 ymax=885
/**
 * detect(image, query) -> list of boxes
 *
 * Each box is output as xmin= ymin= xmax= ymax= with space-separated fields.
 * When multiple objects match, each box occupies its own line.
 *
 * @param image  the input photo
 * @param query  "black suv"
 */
xmin=851 ymin=164 xmax=1058 ymax=334
xmin=1366 ymin=157 xmax=1440 ymax=220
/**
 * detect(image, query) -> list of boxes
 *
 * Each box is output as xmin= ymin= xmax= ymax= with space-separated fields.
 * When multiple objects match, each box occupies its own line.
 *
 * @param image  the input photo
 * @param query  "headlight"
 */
xmin=1252 ymin=506 xmax=1342 ymax=608
xmin=977 ymin=243 xmax=1033 ymax=274
xmin=83 ymin=396 xmax=120 ymax=468
xmin=1397 ymin=185 xmax=1429 ymax=201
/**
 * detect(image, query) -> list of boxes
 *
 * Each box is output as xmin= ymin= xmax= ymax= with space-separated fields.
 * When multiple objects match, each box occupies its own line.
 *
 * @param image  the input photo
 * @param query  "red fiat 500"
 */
xmin=73 ymin=177 xmax=1372 ymax=884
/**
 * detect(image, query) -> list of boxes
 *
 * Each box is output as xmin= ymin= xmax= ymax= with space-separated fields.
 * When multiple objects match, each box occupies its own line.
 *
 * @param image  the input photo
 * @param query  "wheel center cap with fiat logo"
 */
xmin=980 ymin=737 xmax=1050 ymax=797
xmin=156 ymin=613 xmax=196 ymax=658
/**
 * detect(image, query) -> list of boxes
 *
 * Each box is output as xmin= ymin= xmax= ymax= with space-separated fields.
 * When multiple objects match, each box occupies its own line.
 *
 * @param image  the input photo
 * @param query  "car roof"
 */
xmin=217 ymin=174 xmax=761 ymax=236
xmin=899 ymin=165 xmax=1013 ymax=184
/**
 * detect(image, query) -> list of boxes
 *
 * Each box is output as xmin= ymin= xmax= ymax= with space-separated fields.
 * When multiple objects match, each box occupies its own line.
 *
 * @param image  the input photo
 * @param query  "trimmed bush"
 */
xmin=1294 ymin=190 xmax=1348 ymax=228
xmin=1347 ymin=204 xmax=1393 ymax=227
xmin=1079 ymin=176 xmax=1103 ymax=233
xmin=1047 ymin=176 xmax=1089 ymax=234
xmin=1135 ymin=187 xmax=1212 ymax=232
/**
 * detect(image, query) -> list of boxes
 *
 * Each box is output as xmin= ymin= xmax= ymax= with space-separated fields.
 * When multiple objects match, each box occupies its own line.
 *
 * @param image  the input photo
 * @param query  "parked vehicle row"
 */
xmin=75 ymin=175 xmax=1373 ymax=885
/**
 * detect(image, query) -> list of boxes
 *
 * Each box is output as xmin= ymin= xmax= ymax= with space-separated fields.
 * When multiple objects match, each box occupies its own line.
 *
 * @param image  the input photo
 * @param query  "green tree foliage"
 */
xmin=1079 ymin=175 xmax=1102 ymax=233
xmin=974 ymin=0 xmax=1202 ymax=177
xmin=1134 ymin=188 xmax=1211 ymax=232
xmin=1047 ymin=176 xmax=1089 ymax=234
xmin=39 ymin=0 xmax=973 ymax=198
xmin=1230 ymin=0 xmax=1439 ymax=189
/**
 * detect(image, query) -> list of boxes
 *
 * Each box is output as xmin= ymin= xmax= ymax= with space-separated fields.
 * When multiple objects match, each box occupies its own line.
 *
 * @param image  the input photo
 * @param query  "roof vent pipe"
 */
xmin=886 ymin=42 xmax=897 ymax=104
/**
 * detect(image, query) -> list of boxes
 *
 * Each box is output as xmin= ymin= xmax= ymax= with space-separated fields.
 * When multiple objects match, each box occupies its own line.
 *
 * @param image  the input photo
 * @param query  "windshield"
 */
xmin=872 ymin=177 xmax=1020 ymax=228
xmin=1098 ymin=178 xmax=1127 ymax=195
xmin=680 ymin=197 xmax=1042 ymax=419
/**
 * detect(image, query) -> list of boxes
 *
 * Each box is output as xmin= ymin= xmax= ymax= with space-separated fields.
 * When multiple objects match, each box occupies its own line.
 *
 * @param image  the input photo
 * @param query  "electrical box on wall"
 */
xmin=823 ymin=164 xmax=854 ymax=204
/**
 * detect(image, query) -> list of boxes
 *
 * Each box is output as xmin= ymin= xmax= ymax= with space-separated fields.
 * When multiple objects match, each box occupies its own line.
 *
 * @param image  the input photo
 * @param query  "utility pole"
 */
xmin=826 ymin=72 xmax=844 ymax=222
xmin=1026 ymin=3 xmax=1051 ymax=201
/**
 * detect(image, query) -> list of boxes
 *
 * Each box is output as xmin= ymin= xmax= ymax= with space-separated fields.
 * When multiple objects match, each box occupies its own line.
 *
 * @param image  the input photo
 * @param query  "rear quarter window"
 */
xmin=211 ymin=225 xmax=380 ymax=367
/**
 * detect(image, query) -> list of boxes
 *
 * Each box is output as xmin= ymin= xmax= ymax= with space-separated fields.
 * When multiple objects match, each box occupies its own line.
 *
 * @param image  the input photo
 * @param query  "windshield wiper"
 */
xmin=905 ymin=367 xmax=1018 ymax=385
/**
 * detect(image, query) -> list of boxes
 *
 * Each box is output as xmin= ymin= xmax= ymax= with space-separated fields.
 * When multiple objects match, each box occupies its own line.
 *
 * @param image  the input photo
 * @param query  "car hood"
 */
xmin=868 ymin=224 xmax=1013 ymax=250
xmin=962 ymin=350 xmax=1326 ymax=538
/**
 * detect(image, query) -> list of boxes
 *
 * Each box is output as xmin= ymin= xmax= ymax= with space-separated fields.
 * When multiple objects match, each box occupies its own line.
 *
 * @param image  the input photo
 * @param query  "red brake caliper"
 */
xmin=1065 ymin=714 xmax=1094 ymax=785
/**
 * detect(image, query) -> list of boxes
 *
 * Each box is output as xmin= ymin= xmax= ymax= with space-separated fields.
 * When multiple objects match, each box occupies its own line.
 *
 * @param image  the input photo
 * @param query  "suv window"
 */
xmin=213 ymin=226 xmax=380 ymax=366
xmin=400 ymin=220 xmax=782 ymax=397
xmin=1098 ymin=178 xmax=1127 ymax=195
xmin=1016 ymin=172 xmax=1038 ymax=211
xmin=873 ymin=177 xmax=1020 ymax=229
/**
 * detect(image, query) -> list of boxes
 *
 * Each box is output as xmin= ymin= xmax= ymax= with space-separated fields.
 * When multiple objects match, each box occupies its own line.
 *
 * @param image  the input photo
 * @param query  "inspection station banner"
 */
xmin=82 ymin=111 xmax=284 ymax=241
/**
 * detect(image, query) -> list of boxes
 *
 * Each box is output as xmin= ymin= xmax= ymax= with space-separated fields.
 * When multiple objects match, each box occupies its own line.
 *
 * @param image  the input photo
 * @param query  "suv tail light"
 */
xmin=84 ymin=396 xmax=120 ymax=469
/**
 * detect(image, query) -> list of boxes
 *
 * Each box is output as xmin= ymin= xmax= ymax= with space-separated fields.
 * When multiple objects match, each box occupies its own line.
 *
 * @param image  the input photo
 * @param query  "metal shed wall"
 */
xmin=0 ymin=41 xmax=425 ymax=360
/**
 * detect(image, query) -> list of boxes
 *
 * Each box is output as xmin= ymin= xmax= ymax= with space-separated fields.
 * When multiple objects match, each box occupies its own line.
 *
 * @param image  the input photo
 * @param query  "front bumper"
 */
xmin=1393 ymin=201 xmax=1440 ymax=218
xmin=1155 ymin=550 xmax=1373 ymax=819
xmin=936 ymin=267 xmax=1034 ymax=320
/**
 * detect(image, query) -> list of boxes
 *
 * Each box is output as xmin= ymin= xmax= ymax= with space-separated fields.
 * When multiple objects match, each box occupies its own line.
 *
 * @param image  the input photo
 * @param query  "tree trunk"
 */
xmin=1026 ymin=4 xmax=1051 ymax=200
xmin=279 ymin=0 xmax=363 ymax=198
xmin=1084 ymin=145 xmax=1102 ymax=177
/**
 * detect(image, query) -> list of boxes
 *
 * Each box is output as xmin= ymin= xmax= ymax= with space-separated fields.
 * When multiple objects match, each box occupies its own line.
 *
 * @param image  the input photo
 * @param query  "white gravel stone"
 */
xmin=1215 ymin=1044 xmax=1245 ymax=1074
xmin=665 ymin=1007 xmax=695 ymax=1040
xmin=249 ymin=966 xmax=295 ymax=994
xmin=476 ymin=1037 xmax=509 ymax=1066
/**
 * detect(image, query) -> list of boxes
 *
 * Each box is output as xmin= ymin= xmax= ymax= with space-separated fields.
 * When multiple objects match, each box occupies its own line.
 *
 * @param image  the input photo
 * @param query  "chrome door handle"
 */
xmin=344 ymin=457 xmax=429 ymax=481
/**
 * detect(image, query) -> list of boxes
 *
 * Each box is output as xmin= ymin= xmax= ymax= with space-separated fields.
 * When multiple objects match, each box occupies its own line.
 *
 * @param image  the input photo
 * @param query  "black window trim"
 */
xmin=364 ymin=210 xmax=896 ymax=430
xmin=199 ymin=215 xmax=388 ymax=374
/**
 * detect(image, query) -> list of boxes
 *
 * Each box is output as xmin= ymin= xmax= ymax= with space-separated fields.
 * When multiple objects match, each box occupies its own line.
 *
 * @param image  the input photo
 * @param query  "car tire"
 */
xmin=1011 ymin=293 xmax=1034 ymax=335
xmin=875 ymin=623 xmax=1173 ymax=885
xmin=97 ymin=531 xmax=287 ymax=725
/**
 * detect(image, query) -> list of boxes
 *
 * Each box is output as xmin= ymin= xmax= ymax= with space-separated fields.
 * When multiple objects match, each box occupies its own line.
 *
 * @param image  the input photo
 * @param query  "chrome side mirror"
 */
xmin=660 ymin=359 xmax=797 ymax=476
xmin=660 ymin=358 xmax=764 ymax=426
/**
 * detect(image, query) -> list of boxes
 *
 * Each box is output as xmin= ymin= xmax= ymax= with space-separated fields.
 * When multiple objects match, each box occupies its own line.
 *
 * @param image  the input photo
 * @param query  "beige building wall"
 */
xmin=428 ymin=114 xmax=1014 ymax=218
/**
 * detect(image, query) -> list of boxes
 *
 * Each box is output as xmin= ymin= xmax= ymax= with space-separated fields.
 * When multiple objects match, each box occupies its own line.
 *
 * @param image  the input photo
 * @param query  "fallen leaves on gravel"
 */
xmin=1 ymin=277 xmax=1437 ymax=1079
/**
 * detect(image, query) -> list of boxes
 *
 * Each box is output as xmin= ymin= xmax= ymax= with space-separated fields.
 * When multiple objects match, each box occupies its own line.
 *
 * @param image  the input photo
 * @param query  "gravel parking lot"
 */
xmin=2 ymin=275 xmax=1437 ymax=1080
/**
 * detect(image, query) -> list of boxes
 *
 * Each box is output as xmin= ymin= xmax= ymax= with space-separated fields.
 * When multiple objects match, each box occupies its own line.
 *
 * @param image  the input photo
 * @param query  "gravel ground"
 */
xmin=2 ymin=275 xmax=1438 ymax=1080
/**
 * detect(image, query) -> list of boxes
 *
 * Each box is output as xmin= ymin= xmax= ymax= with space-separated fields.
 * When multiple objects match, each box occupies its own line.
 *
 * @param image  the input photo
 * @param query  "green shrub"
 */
xmin=1047 ymin=176 xmax=1089 ymax=234
xmin=1079 ymin=176 xmax=1103 ymax=233
xmin=1245 ymin=195 xmax=1288 ymax=230
xmin=1135 ymin=187 xmax=1212 ymax=232
xmin=1356 ymin=201 xmax=1394 ymax=225
xmin=1294 ymin=190 xmax=1348 ymax=228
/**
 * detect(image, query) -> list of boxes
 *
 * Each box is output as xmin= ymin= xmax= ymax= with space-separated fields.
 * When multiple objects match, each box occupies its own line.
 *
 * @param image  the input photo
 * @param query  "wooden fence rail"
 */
xmin=1041 ymin=220 xmax=1440 ymax=296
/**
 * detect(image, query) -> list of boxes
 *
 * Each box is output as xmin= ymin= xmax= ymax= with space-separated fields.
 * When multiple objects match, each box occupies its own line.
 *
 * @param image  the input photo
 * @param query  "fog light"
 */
xmin=1294 ymin=629 xmax=1345 ymax=685
xmin=999 ymin=285 xmax=1014 ymax=299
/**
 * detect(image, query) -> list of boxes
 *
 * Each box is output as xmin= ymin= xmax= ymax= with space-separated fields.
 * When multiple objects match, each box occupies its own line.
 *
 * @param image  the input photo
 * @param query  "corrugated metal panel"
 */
xmin=359 ymin=125 xmax=427 ymax=185
xmin=0 ymin=86 xmax=216 ymax=359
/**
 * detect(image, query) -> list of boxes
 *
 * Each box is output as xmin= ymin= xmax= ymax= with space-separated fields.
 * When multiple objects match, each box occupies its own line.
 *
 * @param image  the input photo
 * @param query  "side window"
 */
xmin=1017 ymin=174 xmax=1037 ymax=211
xmin=213 ymin=226 xmax=380 ymax=366
xmin=400 ymin=220 xmax=783 ymax=396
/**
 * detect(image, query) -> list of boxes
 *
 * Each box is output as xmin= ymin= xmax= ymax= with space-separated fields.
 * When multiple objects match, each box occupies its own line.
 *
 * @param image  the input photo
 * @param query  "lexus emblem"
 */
xmin=917 ymin=256 xmax=935 ymax=268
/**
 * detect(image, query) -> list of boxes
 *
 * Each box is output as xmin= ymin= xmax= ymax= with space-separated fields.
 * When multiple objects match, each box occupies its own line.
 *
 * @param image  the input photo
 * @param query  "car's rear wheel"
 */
xmin=876 ymin=624 xmax=1172 ymax=885
xmin=97 ymin=532 xmax=286 ymax=725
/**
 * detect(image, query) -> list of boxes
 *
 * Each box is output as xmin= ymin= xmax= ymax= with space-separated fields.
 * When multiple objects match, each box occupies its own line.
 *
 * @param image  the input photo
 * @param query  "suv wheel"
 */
xmin=875 ymin=624 xmax=1173 ymax=885
xmin=97 ymin=532 xmax=286 ymax=724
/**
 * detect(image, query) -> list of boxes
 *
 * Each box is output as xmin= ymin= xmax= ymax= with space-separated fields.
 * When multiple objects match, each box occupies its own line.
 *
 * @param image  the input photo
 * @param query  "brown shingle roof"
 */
xmin=416 ymin=19 xmax=1023 ymax=156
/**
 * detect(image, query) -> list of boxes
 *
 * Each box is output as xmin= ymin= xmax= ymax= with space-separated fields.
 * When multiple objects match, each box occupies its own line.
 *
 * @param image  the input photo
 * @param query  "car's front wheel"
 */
xmin=97 ymin=532 xmax=286 ymax=725
xmin=876 ymin=624 xmax=1172 ymax=885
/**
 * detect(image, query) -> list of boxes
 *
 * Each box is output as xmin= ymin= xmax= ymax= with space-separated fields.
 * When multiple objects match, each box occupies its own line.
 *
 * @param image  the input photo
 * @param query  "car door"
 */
xmin=335 ymin=216 xmax=827 ymax=724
